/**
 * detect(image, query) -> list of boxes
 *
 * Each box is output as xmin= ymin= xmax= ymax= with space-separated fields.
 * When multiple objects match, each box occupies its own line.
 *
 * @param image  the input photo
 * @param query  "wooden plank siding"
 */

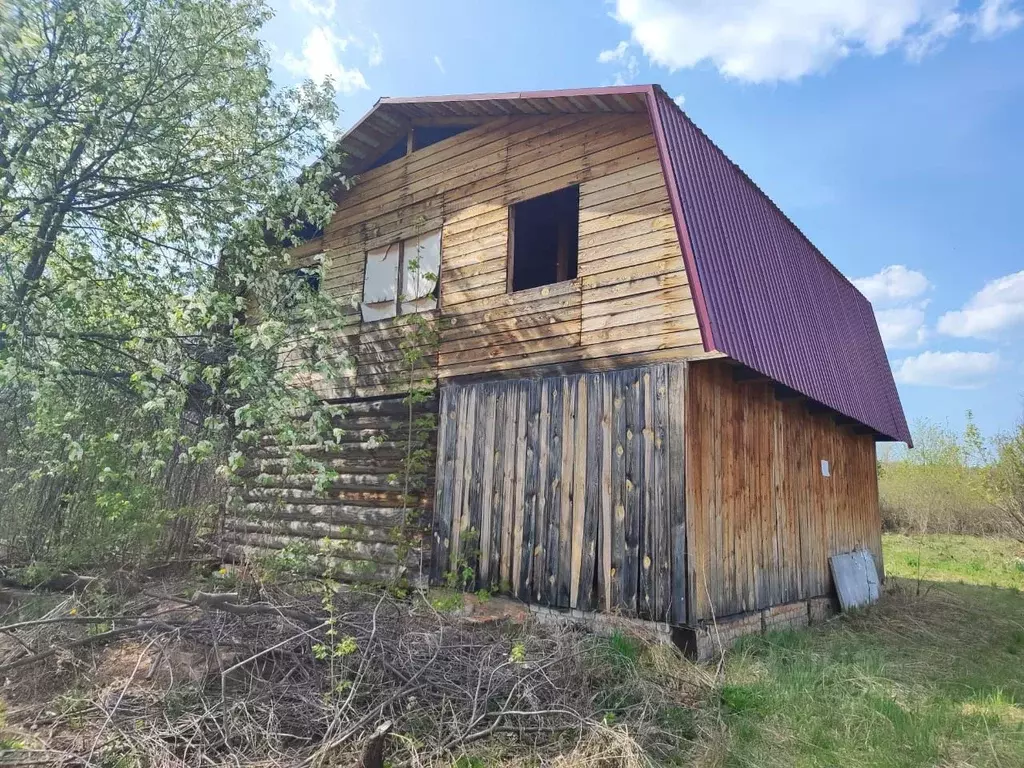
xmin=684 ymin=360 xmax=882 ymax=623
xmin=432 ymin=363 xmax=688 ymax=623
xmin=289 ymin=112 xmax=703 ymax=400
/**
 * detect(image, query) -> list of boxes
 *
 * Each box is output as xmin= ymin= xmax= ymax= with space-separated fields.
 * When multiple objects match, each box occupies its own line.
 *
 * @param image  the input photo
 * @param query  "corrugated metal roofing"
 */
xmin=650 ymin=89 xmax=911 ymax=446
xmin=335 ymin=85 xmax=912 ymax=446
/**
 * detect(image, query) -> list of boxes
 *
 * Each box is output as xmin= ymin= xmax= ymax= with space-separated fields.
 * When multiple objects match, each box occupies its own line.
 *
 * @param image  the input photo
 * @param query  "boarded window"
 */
xmin=401 ymin=229 xmax=441 ymax=314
xmin=508 ymin=185 xmax=579 ymax=292
xmin=361 ymin=243 xmax=400 ymax=322
xmin=360 ymin=230 xmax=441 ymax=321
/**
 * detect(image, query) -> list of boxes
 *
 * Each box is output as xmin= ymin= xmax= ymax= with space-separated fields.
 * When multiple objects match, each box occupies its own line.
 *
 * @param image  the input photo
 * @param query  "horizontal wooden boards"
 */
xmin=684 ymin=360 xmax=881 ymax=623
xmin=431 ymin=363 xmax=688 ymax=623
xmin=307 ymin=111 xmax=705 ymax=393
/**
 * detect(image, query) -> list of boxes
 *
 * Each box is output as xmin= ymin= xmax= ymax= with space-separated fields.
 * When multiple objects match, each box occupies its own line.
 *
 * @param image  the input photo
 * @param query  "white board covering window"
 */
xmin=360 ymin=229 xmax=440 ymax=321
xmin=401 ymin=229 xmax=440 ymax=314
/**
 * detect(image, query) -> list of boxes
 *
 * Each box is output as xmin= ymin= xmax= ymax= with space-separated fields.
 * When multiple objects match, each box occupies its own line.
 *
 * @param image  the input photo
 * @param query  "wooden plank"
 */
xmin=510 ymin=381 xmax=528 ymax=594
xmin=570 ymin=375 xmax=588 ymax=609
xmin=610 ymin=371 xmax=626 ymax=611
xmin=477 ymin=385 xmax=497 ymax=585
xmin=557 ymin=376 xmax=576 ymax=607
xmin=519 ymin=379 xmax=541 ymax=600
xmin=448 ymin=387 xmax=469 ymax=577
xmin=638 ymin=369 xmax=654 ymax=618
xmin=431 ymin=387 xmax=456 ymax=582
xmin=668 ymin=363 xmax=687 ymax=624
xmin=578 ymin=374 xmax=601 ymax=611
xmin=543 ymin=379 xmax=564 ymax=605
xmin=650 ymin=364 xmax=670 ymax=622
xmin=466 ymin=387 xmax=486 ymax=587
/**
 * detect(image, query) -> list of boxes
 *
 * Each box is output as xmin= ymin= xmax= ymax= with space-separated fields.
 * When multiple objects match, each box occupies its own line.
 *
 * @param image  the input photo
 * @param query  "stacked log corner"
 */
xmin=224 ymin=395 xmax=438 ymax=584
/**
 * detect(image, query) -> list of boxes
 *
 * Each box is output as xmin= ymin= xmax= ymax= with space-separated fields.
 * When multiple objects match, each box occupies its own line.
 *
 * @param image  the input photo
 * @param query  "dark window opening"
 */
xmin=285 ymin=266 xmax=321 ymax=295
xmin=412 ymin=125 xmax=473 ymax=150
xmin=365 ymin=136 xmax=407 ymax=172
xmin=508 ymin=185 xmax=579 ymax=292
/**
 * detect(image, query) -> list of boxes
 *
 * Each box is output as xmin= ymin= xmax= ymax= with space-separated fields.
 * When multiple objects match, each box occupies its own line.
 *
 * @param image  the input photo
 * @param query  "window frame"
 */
xmin=360 ymin=229 xmax=441 ymax=322
xmin=506 ymin=184 xmax=581 ymax=294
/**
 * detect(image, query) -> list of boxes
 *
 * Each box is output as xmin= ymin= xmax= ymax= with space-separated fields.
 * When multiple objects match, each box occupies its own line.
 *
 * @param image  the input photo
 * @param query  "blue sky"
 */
xmin=264 ymin=0 xmax=1024 ymax=443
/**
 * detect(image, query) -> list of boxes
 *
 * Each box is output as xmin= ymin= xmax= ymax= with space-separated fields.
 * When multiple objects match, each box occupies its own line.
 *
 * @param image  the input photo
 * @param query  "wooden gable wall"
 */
xmin=291 ymin=112 xmax=705 ymax=400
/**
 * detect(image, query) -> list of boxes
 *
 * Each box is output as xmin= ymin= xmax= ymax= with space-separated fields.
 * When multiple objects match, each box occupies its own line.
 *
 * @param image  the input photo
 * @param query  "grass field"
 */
xmin=707 ymin=534 xmax=1024 ymax=767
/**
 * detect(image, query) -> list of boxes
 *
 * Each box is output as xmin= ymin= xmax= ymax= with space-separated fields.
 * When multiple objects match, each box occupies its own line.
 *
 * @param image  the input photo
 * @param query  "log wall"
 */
xmin=431 ymin=363 xmax=688 ymax=624
xmin=684 ymin=360 xmax=882 ymax=623
xmin=224 ymin=396 xmax=437 ymax=583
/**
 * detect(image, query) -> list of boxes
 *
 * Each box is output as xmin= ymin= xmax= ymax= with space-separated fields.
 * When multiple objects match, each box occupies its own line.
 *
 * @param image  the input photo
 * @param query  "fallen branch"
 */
xmin=0 ymin=620 xmax=181 ymax=674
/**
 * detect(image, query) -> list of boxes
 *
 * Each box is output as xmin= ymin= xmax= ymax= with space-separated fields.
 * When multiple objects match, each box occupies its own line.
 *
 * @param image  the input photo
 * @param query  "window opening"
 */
xmin=508 ymin=185 xmax=579 ymax=292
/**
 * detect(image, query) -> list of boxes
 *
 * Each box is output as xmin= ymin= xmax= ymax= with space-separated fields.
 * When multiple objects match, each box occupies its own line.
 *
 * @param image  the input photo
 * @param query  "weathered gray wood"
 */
xmin=543 ymin=379 xmax=564 ymax=606
xmin=511 ymin=381 xmax=528 ymax=594
xmin=431 ymin=386 xmax=458 ymax=582
xmin=651 ymin=364 xmax=671 ymax=622
xmin=610 ymin=371 xmax=627 ymax=611
xmin=239 ymin=502 xmax=406 ymax=528
xmin=668 ymin=362 xmax=688 ymax=625
xmin=556 ymin=376 xmax=576 ymax=608
xmin=622 ymin=370 xmax=641 ymax=613
xmin=477 ymin=385 xmax=498 ymax=586
xmin=489 ymin=386 xmax=508 ymax=589
xmin=467 ymin=386 xmax=488 ymax=587
xmin=638 ymin=368 xmax=654 ymax=619
xmin=519 ymin=379 xmax=541 ymax=600
xmin=578 ymin=373 xmax=602 ymax=611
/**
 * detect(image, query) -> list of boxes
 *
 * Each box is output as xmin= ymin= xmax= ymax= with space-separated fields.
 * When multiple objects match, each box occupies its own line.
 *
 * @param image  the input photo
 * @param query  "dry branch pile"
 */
xmin=0 ymin=575 xmax=709 ymax=766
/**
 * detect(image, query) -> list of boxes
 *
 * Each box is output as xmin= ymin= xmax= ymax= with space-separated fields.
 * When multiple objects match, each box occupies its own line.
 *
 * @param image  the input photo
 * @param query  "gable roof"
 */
xmin=335 ymin=86 xmax=912 ymax=446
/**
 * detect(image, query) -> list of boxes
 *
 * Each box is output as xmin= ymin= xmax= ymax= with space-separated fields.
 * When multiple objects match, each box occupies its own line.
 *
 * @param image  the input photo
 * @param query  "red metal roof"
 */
xmin=336 ymin=86 xmax=912 ymax=445
xmin=649 ymin=88 xmax=911 ymax=446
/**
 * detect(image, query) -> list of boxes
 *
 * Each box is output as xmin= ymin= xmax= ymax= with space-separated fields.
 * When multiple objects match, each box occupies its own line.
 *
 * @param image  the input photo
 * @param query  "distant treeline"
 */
xmin=878 ymin=410 xmax=1024 ymax=540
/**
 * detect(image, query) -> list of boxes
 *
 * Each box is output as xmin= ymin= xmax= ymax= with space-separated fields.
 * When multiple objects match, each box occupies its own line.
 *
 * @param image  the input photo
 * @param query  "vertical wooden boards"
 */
xmin=570 ymin=375 xmax=589 ymax=609
xmin=599 ymin=375 xmax=614 ymax=613
xmin=520 ymin=380 xmax=541 ymax=600
xmin=668 ymin=363 xmax=687 ymax=625
xmin=431 ymin=387 xmax=458 ymax=583
xmin=610 ymin=372 xmax=627 ymax=611
xmin=638 ymin=370 xmax=655 ymax=618
xmin=621 ymin=370 xmax=641 ymax=614
xmin=578 ymin=374 xmax=602 ymax=611
xmin=556 ymin=376 xmax=576 ymax=607
xmin=430 ymin=362 xmax=690 ymax=621
xmin=683 ymin=360 xmax=883 ymax=623
xmin=651 ymin=364 xmax=671 ymax=622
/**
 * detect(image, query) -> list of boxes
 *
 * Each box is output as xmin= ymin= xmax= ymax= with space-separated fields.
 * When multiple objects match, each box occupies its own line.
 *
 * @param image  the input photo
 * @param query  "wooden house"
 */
xmin=227 ymin=85 xmax=911 ymax=640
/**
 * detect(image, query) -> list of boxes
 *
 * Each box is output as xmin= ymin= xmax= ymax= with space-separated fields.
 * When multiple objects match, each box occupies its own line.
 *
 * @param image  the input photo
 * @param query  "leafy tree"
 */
xmin=0 ymin=0 xmax=353 ymax=565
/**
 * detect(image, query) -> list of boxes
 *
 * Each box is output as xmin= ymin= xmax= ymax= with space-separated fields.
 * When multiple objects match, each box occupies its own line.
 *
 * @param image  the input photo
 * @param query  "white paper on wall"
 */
xmin=821 ymin=459 xmax=831 ymax=477
xmin=402 ymin=229 xmax=440 ymax=304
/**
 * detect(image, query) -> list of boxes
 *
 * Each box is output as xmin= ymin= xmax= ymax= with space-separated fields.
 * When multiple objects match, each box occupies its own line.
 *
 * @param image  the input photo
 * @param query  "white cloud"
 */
xmin=434 ymin=55 xmax=446 ymax=74
xmin=894 ymin=350 xmax=1000 ymax=388
xmin=976 ymin=0 xmax=1024 ymax=35
xmin=853 ymin=265 xmax=931 ymax=306
xmin=673 ymin=93 xmax=686 ymax=108
xmin=876 ymin=306 xmax=928 ymax=348
xmin=598 ymin=40 xmax=639 ymax=84
xmin=281 ymin=26 xmax=368 ymax=94
xmin=937 ymin=270 xmax=1024 ymax=338
xmin=291 ymin=0 xmax=336 ymax=17
xmin=598 ymin=41 xmax=630 ymax=63
xmin=609 ymin=0 xmax=1022 ymax=83
xmin=368 ymin=33 xmax=383 ymax=67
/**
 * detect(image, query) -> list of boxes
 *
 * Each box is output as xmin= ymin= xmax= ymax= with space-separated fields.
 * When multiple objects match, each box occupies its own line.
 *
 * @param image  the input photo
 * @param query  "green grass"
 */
xmin=712 ymin=534 xmax=1024 ymax=767
xmin=883 ymin=533 xmax=1024 ymax=590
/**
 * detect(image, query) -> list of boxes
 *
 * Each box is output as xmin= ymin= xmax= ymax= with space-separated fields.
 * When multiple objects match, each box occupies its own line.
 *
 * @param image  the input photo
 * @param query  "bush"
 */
xmin=878 ymin=417 xmax=1008 ymax=537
